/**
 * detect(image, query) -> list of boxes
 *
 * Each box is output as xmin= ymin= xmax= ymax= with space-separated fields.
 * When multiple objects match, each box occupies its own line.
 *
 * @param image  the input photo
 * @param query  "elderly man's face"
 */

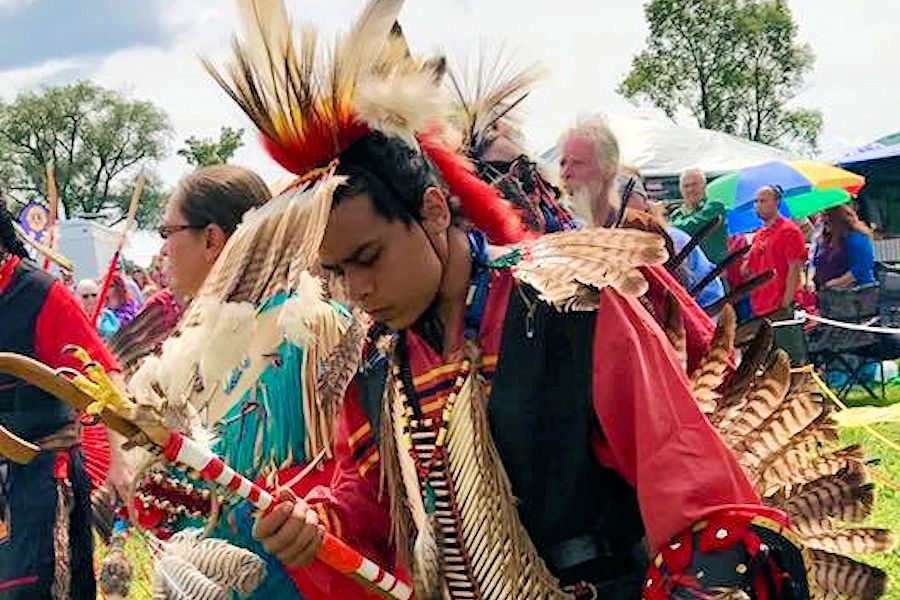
xmin=680 ymin=173 xmax=706 ymax=206
xmin=559 ymin=136 xmax=606 ymax=196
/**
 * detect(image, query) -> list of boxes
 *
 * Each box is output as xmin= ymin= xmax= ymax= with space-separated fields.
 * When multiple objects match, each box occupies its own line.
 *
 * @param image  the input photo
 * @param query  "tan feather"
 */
xmin=337 ymin=0 xmax=404 ymax=83
xmin=662 ymin=290 xmax=688 ymax=374
xmin=235 ymin=0 xmax=293 ymax=105
xmin=754 ymin=413 xmax=840 ymax=491
xmin=316 ymin=309 xmax=369 ymax=412
xmin=810 ymin=549 xmax=889 ymax=600
xmin=690 ymin=304 xmax=735 ymax=413
xmin=720 ymin=321 xmax=773 ymax=412
xmin=805 ymin=528 xmax=895 ymax=555
xmin=782 ymin=470 xmax=875 ymax=525
xmin=760 ymin=445 xmax=867 ymax=493
xmin=716 ymin=350 xmax=792 ymax=440
xmin=734 ymin=396 xmax=826 ymax=475
xmin=511 ymin=228 xmax=667 ymax=305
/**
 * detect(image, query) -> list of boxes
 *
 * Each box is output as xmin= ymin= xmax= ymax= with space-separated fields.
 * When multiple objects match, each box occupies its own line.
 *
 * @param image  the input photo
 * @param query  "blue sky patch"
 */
xmin=0 ymin=0 xmax=170 ymax=69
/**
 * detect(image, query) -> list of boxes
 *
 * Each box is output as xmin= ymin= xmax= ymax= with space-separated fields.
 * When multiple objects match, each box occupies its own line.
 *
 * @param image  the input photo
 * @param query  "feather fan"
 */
xmin=508 ymin=227 xmax=668 ymax=304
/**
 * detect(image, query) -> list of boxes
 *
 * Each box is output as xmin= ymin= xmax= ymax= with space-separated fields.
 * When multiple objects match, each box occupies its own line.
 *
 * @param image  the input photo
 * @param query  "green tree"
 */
xmin=619 ymin=0 xmax=822 ymax=153
xmin=112 ymin=172 xmax=169 ymax=229
xmin=177 ymin=126 xmax=245 ymax=167
xmin=0 ymin=81 xmax=172 ymax=227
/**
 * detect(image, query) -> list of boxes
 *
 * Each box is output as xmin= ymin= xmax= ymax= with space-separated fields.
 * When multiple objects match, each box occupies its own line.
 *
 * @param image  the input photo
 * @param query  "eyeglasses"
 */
xmin=157 ymin=224 xmax=202 ymax=239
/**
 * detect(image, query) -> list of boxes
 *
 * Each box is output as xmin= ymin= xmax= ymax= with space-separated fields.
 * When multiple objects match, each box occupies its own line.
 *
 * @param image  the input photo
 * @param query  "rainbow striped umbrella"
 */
xmin=707 ymin=160 xmax=865 ymax=234
xmin=707 ymin=160 xmax=865 ymax=209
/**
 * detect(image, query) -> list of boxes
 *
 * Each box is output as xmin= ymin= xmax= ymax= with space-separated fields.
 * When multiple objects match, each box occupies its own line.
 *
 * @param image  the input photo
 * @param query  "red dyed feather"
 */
xmin=261 ymin=118 xmax=371 ymax=177
xmin=418 ymin=133 xmax=532 ymax=245
xmin=80 ymin=421 xmax=110 ymax=488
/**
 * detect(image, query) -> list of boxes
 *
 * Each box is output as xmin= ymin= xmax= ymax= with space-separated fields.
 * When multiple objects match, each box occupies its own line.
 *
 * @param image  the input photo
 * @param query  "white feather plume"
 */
xmin=355 ymin=69 xmax=452 ymax=148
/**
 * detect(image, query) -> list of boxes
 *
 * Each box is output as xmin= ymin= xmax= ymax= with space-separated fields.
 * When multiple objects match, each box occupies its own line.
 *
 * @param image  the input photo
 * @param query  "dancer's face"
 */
xmin=320 ymin=192 xmax=444 ymax=330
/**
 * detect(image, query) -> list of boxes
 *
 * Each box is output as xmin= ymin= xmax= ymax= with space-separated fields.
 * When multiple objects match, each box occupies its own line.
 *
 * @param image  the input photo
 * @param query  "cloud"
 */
xmin=0 ymin=0 xmax=170 ymax=69
xmin=0 ymin=57 xmax=91 ymax=98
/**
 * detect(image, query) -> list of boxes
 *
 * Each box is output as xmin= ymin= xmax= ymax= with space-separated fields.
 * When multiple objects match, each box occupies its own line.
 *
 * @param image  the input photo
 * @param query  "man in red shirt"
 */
xmin=0 ymin=201 xmax=127 ymax=599
xmin=744 ymin=185 xmax=809 ymax=363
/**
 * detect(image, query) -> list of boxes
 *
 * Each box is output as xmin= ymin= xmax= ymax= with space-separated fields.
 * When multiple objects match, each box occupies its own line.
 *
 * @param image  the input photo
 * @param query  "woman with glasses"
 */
xmin=159 ymin=164 xmax=270 ymax=299
xmin=132 ymin=164 xmax=356 ymax=598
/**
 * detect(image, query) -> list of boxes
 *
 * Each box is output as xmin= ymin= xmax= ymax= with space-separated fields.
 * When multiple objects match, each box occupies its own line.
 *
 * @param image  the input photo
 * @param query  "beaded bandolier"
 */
xmin=384 ymin=232 xmax=571 ymax=599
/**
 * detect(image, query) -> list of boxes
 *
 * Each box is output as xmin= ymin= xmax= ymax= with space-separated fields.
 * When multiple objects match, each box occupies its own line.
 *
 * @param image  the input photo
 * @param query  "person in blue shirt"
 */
xmin=813 ymin=205 xmax=875 ymax=290
xmin=76 ymin=278 xmax=121 ymax=339
xmin=666 ymin=225 xmax=726 ymax=309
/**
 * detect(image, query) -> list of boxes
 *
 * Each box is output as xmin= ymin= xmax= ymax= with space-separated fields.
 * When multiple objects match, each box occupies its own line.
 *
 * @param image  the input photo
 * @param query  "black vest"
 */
xmin=0 ymin=259 xmax=75 ymax=440
xmin=357 ymin=285 xmax=645 ymax=575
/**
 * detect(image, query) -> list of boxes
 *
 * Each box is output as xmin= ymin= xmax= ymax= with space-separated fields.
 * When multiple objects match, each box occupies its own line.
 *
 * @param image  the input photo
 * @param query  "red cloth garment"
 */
xmin=1 ymin=255 xmax=119 ymax=372
xmin=589 ymin=286 xmax=759 ymax=551
xmin=639 ymin=264 xmax=716 ymax=374
xmin=746 ymin=218 xmax=807 ymax=317
xmin=306 ymin=269 xmax=763 ymax=586
xmin=34 ymin=278 xmax=120 ymax=373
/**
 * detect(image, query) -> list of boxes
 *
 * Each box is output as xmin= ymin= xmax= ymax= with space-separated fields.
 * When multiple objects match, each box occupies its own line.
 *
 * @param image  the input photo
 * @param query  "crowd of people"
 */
xmin=0 ymin=3 xmax=889 ymax=600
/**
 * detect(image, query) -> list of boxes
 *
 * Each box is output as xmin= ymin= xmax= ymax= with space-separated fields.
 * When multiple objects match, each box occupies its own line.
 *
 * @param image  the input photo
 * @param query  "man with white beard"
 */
xmin=556 ymin=117 xmax=718 ymax=373
xmin=558 ymin=117 xmax=623 ymax=228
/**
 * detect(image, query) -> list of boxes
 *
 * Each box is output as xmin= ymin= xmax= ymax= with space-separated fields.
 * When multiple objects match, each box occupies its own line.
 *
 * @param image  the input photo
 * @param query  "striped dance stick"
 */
xmin=162 ymin=431 xmax=412 ymax=600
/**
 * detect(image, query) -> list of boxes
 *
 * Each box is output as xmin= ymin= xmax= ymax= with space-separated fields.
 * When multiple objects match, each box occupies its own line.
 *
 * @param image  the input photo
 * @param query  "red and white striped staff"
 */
xmin=163 ymin=431 xmax=413 ymax=600
xmin=0 ymin=350 xmax=413 ymax=599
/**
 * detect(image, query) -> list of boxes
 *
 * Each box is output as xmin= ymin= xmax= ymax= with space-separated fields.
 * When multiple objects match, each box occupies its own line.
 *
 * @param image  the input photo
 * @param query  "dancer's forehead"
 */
xmin=320 ymin=193 xmax=397 ymax=271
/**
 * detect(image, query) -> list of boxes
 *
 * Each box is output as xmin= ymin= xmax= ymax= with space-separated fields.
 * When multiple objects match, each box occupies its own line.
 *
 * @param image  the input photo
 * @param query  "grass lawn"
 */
xmin=841 ymin=386 xmax=900 ymax=600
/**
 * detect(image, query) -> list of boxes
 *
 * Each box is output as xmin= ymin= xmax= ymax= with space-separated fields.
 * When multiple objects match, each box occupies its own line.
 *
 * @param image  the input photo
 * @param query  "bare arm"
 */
xmin=826 ymin=270 xmax=857 ymax=289
xmin=782 ymin=260 xmax=803 ymax=308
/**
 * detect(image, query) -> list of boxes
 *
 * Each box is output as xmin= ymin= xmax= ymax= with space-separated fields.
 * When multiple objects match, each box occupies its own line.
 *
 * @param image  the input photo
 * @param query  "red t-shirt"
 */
xmin=746 ymin=218 xmax=807 ymax=317
xmin=0 ymin=256 xmax=119 ymax=372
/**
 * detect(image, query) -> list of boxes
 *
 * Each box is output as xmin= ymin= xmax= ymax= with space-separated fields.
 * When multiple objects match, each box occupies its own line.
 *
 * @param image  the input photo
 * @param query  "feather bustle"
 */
xmin=810 ymin=549 xmax=889 ymax=600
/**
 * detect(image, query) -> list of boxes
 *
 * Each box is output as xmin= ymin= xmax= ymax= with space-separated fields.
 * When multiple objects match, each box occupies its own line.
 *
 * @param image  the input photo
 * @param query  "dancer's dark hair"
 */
xmin=0 ymin=199 xmax=28 ymax=258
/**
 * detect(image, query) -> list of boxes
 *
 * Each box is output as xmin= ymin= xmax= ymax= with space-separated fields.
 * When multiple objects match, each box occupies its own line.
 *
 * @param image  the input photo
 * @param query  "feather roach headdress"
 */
xmin=205 ymin=0 xmax=528 ymax=245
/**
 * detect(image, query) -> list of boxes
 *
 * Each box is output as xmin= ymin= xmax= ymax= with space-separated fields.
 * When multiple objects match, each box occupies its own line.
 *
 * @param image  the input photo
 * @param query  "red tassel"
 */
xmin=418 ymin=133 xmax=533 ymax=246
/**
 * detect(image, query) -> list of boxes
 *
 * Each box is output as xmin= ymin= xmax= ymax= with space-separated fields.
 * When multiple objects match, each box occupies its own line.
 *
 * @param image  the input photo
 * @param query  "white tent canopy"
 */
xmin=540 ymin=113 xmax=792 ymax=179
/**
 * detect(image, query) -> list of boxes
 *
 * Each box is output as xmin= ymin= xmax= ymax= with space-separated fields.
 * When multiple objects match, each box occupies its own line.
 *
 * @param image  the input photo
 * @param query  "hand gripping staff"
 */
xmin=0 ymin=350 xmax=413 ymax=600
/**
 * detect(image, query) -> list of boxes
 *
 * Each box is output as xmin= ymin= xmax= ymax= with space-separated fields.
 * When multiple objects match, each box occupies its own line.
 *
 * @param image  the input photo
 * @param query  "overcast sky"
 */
xmin=0 ymin=0 xmax=897 ymax=191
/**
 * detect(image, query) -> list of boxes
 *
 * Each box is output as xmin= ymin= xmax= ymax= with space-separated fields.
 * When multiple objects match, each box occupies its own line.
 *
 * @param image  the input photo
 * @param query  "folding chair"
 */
xmin=805 ymin=284 xmax=881 ymax=399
